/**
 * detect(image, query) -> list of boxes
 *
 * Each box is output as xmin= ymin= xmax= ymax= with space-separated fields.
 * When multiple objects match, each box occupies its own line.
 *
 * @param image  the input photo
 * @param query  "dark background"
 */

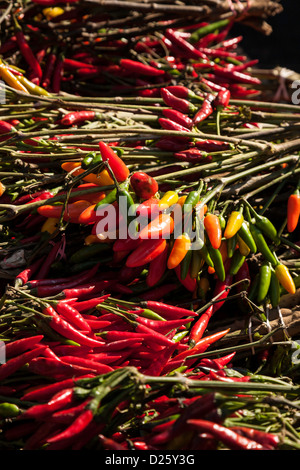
xmin=232 ymin=0 xmax=300 ymax=72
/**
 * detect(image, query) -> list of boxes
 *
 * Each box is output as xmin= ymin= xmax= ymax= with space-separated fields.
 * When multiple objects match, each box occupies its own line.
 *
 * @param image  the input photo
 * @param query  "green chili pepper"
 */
xmin=0 ymin=402 xmax=20 ymax=418
xmin=81 ymin=152 xmax=98 ymax=170
xmin=190 ymin=249 xmax=203 ymax=279
xmin=269 ymin=269 xmax=281 ymax=308
xmin=243 ymin=200 xmax=278 ymax=242
xmin=248 ymin=273 xmax=260 ymax=303
xmin=190 ymin=18 xmax=230 ymax=42
xmin=238 ymin=221 xmax=257 ymax=253
xmin=207 ymin=244 xmax=225 ymax=281
xmin=219 ymin=214 xmax=226 ymax=231
xmin=250 ymin=224 xmax=277 ymax=265
xmin=228 ymin=250 xmax=245 ymax=276
xmin=70 ymin=244 xmax=111 ymax=264
xmin=94 ymin=187 xmax=118 ymax=211
xmin=180 ymin=248 xmax=193 ymax=280
xmin=227 ymin=234 xmax=237 ymax=258
xmin=199 ymin=244 xmax=214 ymax=268
xmin=257 ymin=262 xmax=272 ymax=304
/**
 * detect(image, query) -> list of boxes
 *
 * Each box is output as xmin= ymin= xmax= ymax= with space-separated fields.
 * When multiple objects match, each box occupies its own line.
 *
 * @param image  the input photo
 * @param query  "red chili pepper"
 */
xmin=188 ymin=305 xmax=214 ymax=347
xmin=230 ymin=59 xmax=259 ymax=72
xmin=52 ymin=52 xmax=64 ymax=93
xmin=162 ymin=108 xmax=193 ymax=129
xmin=61 ymin=111 xmax=97 ymax=126
xmin=120 ymin=58 xmax=165 ymax=77
xmin=55 ymin=301 xmax=92 ymax=332
xmin=22 ymin=388 xmax=75 ymax=419
xmin=130 ymin=171 xmax=159 ymax=200
xmin=68 ymin=295 xmax=110 ymax=313
xmin=211 ymin=271 xmax=233 ymax=314
xmin=57 ymin=279 xmax=123 ymax=300
xmin=140 ymin=300 xmax=197 ymax=319
xmin=174 ymin=148 xmax=211 ymax=163
xmin=195 ymin=139 xmax=230 ymax=152
xmin=21 ymin=376 xmax=91 ymax=402
xmin=161 ymin=88 xmax=197 ymax=114
xmin=47 ymin=408 xmax=94 ymax=444
xmin=201 ymin=77 xmax=227 ymax=92
xmin=146 ymin=241 xmax=169 ymax=287
xmin=13 ymin=16 xmax=42 ymax=83
xmin=158 ymin=117 xmax=190 ymax=133
xmin=35 ymin=240 xmax=63 ymax=280
xmin=139 ymin=213 xmax=174 ymax=240
xmin=41 ymin=305 xmax=104 ymax=348
xmin=15 ymin=257 xmax=45 ymax=287
xmin=155 ymin=137 xmax=189 ymax=152
xmin=230 ymin=426 xmax=280 ymax=449
xmin=5 ymin=335 xmax=44 ymax=359
xmin=165 ymin=85 xmax=201 ymax=101
xmin=58 ymin=356 xmax=113 ymax=374
xmin=187 ymin=419 xmax=268 ymax=450
xmin=98 ymin=141 xmax=129 ymax=182
xmin=193 ymin=93 xmax=215 ymax=125
xmin=126 ymin=238 xmax=167 ymax=268
xmin=164 ymin=28 xmax=207 ymax=60
xmin=214 ymin=89 xmax=231 ymax=109
xmin=27 ymin=356 xmax=97 ymax=379
xmin=212 ymin=64 xmax=261 ymax=86
xmin=0 ymin=345 xmax=46 ymax=381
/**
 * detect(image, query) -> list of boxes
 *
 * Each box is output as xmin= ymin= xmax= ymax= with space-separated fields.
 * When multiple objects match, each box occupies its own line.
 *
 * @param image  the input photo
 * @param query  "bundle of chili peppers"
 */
xmin=0 ymin=0 xmax=300 ymax=451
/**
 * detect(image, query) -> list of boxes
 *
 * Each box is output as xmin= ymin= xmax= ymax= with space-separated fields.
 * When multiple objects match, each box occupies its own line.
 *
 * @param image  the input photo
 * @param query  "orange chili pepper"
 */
xmin=204 ymin=213 xmax=222 ymax=249
xmin=139 ymin=213 xmax=174 ymax=240
xmin=61 ymin=161 xmax=114 ymax=187
xmin=41 ymin=217 xmax=59 ymax=234
xmin=38 ymin=200 xmax=91 ymax=224
xmin=0 ymin=181 xmax=5 ymax=197
xmin=275 ymin=264 xmax=296 ymax=295
xmin=287 ymin=189 xmax=300 ymax=233
xmin=167 ymin=233 xmax=191 ymax=269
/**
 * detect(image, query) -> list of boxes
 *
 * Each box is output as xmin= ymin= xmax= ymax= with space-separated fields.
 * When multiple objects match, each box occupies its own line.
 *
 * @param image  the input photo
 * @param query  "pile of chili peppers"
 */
xmin=0 ymin=0 xmax=300 ymax=451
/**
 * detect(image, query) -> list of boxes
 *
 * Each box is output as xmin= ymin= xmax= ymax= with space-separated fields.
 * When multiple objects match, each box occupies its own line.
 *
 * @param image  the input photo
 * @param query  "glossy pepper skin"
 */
xmin=130 ymin=171 xmax=159 ymax=200
xmin=257 ymin=262 xmax=272 ymax=304
xmin=99 ymin=141 xmax=129 ymax=183
xmin=204 ymin=213 xmax=222 ymax=250
xmin=275 ymin=264 xmax=296 ymax=295
xmin=224 ymin=210 xmax=244 ymax=239
xmin=167 ymin=233 xmax=191 ymax=270
xmin=287 ymin=189 xmax=300 ymax=233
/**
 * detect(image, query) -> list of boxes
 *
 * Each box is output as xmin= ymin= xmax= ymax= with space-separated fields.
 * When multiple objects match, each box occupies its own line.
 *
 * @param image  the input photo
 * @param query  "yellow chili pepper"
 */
xmin=158 ymin=190 xmax=179 ymax=210
xmin=177 ymin=195 xmax=187 ymax=207
xmin=18 ymin=75 xmax=51 ymax=96
xmin=275 ymin=264 xmax=296 ymax=295
xmin=237 ymin=234 xmax=250 ymax=256
xmin=224 ymin=210 xmax=244 ymax=239
xmin=167 ymin=232 xmax=191 ymax=270
xmin=0 ymin=60 xmax=29 ymax=93
xmin=41 ymin=217 xmax=60 ymax=234
xmin=43 ymin=7 xmax=64 ymax=19
xmin=61 ymin=161 xmax=114 ymax=187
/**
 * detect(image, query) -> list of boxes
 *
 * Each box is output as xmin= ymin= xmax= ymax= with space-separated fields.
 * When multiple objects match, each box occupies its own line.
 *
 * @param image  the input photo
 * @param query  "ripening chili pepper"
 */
xmin=38 ymin=200 xmax=91 ymax=224
xmin=147 ymin=242 xmax=169 ymax=287
xmin=199 ymin=244 xmax=214 ymax=268
xmin=204 ymin=213 xmax=222 ymax=249
xmin=192 ymin=93 xmax=215 ymax=126
xmin=211 ymin=271 xmax=233 ymax=313
xmin=188 ymin=304 xmax=214 ymax=347
xmin=190 ymin=18 xmax=231 ymax=42
xmin=174 ymin=148 xmax=211 ymax=163
xmin=41 ymin=217 xmax=60 ymax=234
xmin=0 ymin=345 xmax=46 ymax=381
xmin=61 ymin=110 xmax=97 ymax=126
xmin=140 ymin=301 xmax=196 ymax=320
xmin=61 ymin=161 xmax=114 ymax=187
xmin=237 ymin=220 xmax=257 ymax=253
xmin=17 ymin=75 xmax=51 ymax=96
xmin=139 ymin=213 xmax=174 ymax=240
xmin=162 ymin=108 xmax=193 ymax=129
xmin=99 ymin=141 xmax=129 ymax=182
xmin=207 ymin=244 xmax=225 ymax=281
xmin=161 ymin=88 xmax=197 ymax=114
xmin=167 ymin=233 xmax=191 ymax=269
xmin=0 ymin=59 xmax=29 ymax=93
xmin=187 ymin=420 xmax=268 ymax=450
xmin=250 ymin=224 xmax=277 ymax=265
xmin=257 ymin=262 xmax=272 ymax=304
xmin=126 ymin=238 xmax=167 ymax=268
xmin=165 ymin=85 xmax=202 ymax=101
xmin=275 ymin=263 xmax=296 ymax=294
xmin=180 ymin=247 xmax=193 ymax=281
xmin=287 ymin=188 xmax=300 ymax=233
xmin=269 ymin=269 xmax=281 ymax=308
xmin=158 ymin=190 xmax=179 ymax=210
xmin=42 ymin=47 xmax=57 ymax=89
xmin=130 ymin=171 xmax=158 ymax=200
xmin=224 ymin=210 xmax=244 ymax=239
xmin=13 ymin=16 xmax=42 ymax=83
